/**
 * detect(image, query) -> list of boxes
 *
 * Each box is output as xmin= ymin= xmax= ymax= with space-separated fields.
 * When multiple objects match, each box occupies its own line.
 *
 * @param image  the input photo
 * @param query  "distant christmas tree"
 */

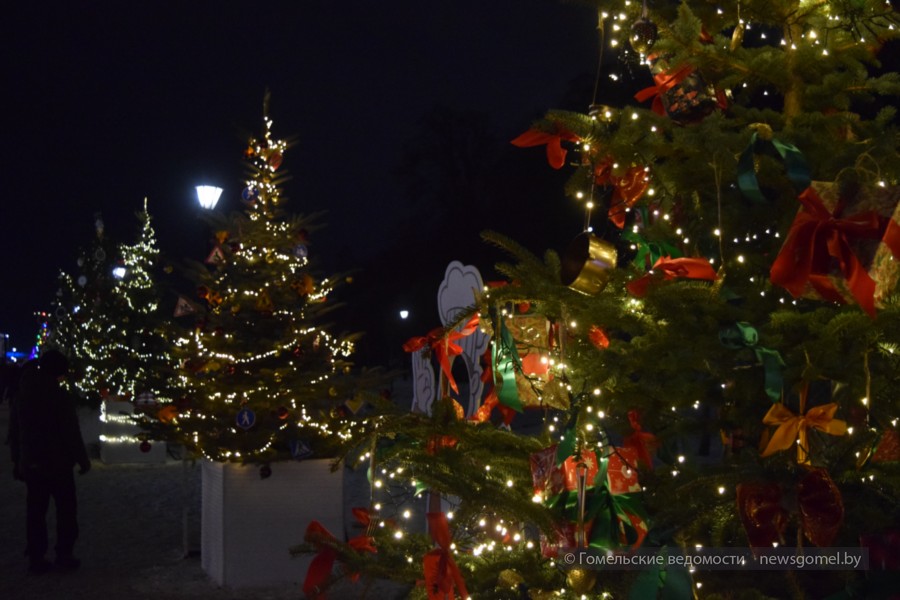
xmin=105 ymin=200 xmax=180 ymax=408
xmin=169 ymin=99 xmax=359 ymax=465
xmin=49 ymin=213 xmax=121 ymax=406
xmin=49 ymin=205 xmax=178 ymax=415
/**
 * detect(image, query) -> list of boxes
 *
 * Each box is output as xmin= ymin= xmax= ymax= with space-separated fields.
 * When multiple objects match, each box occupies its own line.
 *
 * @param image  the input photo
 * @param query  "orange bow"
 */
xmin=761 ymin=385 xmax=847 ymax=465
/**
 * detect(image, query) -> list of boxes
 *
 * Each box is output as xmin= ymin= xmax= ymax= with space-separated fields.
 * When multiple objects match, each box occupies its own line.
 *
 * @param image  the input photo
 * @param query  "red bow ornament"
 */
xmin=403 ymin=315 xmax=480 ymax=394
xmin=302 ymin=515 xmax=377 ymax=600
xmin=634 ymin=63 xmax=697 ymax=116
xmin=627 ymin=256 xmax=718 ymax=297
xmin=736 ymin=468 xmax=844 ymax=553
xmin=770 ymin=185 xmax=899 ymax=316
xmin=592 ymin=160 xmax=649 ymax=228
xmin=511 ymin=125 xmax=581 ymax=169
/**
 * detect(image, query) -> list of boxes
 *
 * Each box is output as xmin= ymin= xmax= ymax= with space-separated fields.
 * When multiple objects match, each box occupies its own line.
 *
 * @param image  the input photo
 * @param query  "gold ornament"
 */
xmin=629 ymin=17 xmax=658 ymax=54
xmin=560 ymin=232 xmax=617 ymax=295
xmin=730 ymin=20 xmax=745 ymax=51
xmin=497 ymin=568 xmax=525 ymax=589
xmin=528 ymin=590 xmax=556 ymax=600
xmin=565 ymin=568 xmax=597 ymax=595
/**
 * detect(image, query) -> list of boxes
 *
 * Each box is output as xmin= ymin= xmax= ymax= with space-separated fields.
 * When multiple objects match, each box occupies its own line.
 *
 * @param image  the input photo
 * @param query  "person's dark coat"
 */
xmin=8 ymin=353 xmax=90 ymax=478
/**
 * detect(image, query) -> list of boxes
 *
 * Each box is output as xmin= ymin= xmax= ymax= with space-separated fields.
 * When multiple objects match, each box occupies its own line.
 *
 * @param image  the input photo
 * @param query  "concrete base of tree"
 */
xmin=200 ymin=458 xmax=343 ymax=588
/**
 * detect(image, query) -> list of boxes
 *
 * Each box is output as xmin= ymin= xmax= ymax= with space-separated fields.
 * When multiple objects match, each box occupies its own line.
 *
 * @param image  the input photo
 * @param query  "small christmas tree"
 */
xmin=170 ymin=98 xmax=359 ymax=465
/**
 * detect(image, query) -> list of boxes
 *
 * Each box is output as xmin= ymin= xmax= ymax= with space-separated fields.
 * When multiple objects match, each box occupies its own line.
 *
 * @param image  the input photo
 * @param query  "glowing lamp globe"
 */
xmin=196 ymin=185 xmax=223 ymax=210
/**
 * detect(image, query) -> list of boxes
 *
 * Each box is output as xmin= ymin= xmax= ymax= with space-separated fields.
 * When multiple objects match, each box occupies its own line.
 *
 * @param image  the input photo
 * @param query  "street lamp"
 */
xmin=196 ymin=185 xmax=223 ymax=210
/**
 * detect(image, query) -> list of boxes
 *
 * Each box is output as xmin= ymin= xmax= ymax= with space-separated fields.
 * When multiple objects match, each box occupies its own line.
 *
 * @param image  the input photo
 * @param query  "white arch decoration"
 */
xmin=410 ymin=261 xmax=490 ymax=417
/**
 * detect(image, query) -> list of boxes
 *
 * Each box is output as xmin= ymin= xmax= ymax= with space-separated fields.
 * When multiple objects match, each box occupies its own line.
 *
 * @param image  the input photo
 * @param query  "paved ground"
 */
xmin=0 ymin=401 xmax=407 ymax=600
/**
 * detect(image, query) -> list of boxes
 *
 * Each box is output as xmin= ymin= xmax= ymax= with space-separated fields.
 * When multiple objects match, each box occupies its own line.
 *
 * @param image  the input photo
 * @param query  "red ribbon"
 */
xmin=623 ymin=410 xmax=657 ymax=469
xmin=511 ymin=126 xmax=581 ymax=169
xmin=634 ymin=63 xmax=696 ymax=116
xmin=302 ymin=514 xmax=376 ymax=599
xmin=423 ymin=512 xmax=468 ymax=600
xmin=736 ymin=468 xmax=843 ymax=553
xmin=770 ymin=186 xmax=888 ymax=316
xmin=403 ymin=315 xmax=480 ymax=394
xmin=588 ymin=325 xmax=609 ymax=349
xmin=627 ymin=256 xmax=718 ymax=297
xmin=593 ymin=161 xmax=649 ymax=228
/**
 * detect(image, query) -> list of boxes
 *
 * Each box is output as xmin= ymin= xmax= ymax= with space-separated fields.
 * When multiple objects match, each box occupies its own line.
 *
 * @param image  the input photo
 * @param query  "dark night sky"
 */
xmin=0 ymin=1 xmax=604 ymax=360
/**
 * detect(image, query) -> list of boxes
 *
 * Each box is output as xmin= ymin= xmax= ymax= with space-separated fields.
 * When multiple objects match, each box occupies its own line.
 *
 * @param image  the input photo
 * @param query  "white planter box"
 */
xmin=201 ymin=459 xmax=344 ymax=588
xmin=99 ymin=399 xmax=167 ymax=464
xmin=77 ymin=405 xmax=101 ymax=446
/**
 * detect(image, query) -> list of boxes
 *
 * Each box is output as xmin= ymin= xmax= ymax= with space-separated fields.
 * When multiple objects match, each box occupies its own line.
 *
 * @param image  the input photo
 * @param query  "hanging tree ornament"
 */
xmin=629 ymin=1 xmax=657 ymax=54
xmin=730 ymin=2 xmax=745 ymax=52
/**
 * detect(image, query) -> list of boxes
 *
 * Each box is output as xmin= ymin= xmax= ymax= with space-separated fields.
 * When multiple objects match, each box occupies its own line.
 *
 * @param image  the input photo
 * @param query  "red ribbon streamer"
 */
xmin=403 ymin=315 xmax=480 ymax=394
xmin=423 ymin=512 xmax=469 ymax=600
xmin=623 ymin=410 xmax=657 ymax=469
xmin=627 ymin=256 xmax=718 ymax=297
xmin=302 ymin=514 xmax=376 ymax=599
xmin=511 ymin=126 xmax=580 ymax=169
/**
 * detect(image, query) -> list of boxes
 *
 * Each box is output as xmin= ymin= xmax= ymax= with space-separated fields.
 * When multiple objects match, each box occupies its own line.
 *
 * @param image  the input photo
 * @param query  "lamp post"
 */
xmin=196 ymin=185 xmax=223 ymax=210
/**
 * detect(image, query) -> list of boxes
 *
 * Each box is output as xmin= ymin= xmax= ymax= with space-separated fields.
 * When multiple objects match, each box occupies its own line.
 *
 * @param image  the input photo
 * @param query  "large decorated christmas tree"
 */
xmin=301 ymin=2 xmax=900 ymax=599
xmin=168 ymin=99 xmax=360 ymax=467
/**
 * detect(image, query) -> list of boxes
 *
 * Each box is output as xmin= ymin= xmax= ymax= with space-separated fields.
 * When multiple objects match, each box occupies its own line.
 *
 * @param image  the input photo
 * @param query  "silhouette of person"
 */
xmin=7 ymin=350 xmax=91 ymax=574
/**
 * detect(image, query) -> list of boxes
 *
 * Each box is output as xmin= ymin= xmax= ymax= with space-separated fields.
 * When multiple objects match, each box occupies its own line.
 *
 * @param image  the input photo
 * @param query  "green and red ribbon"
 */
xmin=545 ymin=454 xmax=649 ymax=551
xmin=490 ymin=316 xmax=526 ymax=413
xmin=769 ymin=186 xmax=896 ymax=316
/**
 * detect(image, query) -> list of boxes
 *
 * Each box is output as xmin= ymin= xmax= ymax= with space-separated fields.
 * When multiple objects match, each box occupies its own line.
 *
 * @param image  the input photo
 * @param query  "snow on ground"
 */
xmin=0 ymin=401 xmax=408 ymax=600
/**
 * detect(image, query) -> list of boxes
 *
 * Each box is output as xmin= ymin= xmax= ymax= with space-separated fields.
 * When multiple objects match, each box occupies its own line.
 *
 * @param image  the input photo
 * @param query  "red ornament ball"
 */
xmin=139 ymin=441 xmax=152 ymax=453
